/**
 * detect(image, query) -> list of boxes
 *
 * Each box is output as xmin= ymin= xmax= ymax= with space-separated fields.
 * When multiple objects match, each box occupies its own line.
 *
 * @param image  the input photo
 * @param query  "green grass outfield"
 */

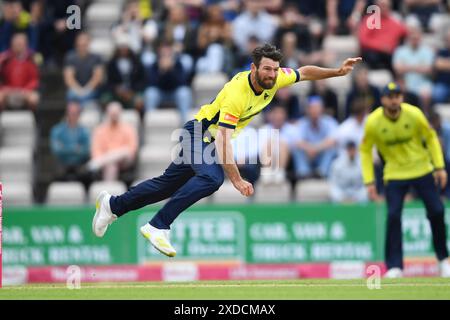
xmin=1 ymin=278 xmax=450 ymax=300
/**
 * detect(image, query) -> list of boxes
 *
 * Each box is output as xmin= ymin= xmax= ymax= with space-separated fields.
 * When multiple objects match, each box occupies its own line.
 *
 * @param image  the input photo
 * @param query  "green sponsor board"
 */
xmin=2 ymin=207 xmax=139 ymax=266
xmin=136 ymin=211 xmax=246 ymax=262
xmin=2 ymin=203 xmax=450 ymax=266
xmin=244 ymin=204 xmax=379 ymax=263
xmin=400 ymin=207 xmax=450 ymax=257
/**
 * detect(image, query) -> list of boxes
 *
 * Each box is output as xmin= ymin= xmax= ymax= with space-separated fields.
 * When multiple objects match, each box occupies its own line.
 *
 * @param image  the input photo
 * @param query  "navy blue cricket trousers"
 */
xmin=384 ymin=172 xmax=449 ymax=269
xmin=109 ymin=120 xmax=224 ymax=229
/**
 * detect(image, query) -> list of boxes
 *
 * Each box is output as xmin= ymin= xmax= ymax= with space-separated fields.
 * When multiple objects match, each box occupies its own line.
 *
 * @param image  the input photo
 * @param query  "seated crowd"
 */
xmin=1 ymin=0 xmax=450 ymax=204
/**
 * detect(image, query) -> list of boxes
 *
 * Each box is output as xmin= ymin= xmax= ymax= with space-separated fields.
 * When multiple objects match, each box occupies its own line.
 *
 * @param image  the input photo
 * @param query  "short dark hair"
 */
xmin=251 ymin=43 xmax=283 ymax=68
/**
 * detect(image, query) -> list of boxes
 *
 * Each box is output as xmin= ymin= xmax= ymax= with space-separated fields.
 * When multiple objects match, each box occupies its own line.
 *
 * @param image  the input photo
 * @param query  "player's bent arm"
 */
xmin=298 ymin=57 xmax=362 ymax=81
xmin=417 ymin=110 xmax=445 ymax=170
xmin=215 ymin=126 xmax=241 ymax=183
xmin=215 ymin=126 xmax=254 ymax=196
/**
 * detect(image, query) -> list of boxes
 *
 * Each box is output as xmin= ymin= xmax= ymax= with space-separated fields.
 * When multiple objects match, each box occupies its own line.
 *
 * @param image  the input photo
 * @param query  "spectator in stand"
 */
xmin=234 ymin=35 xmax=260 ymax=73
xmin=265 ymin=87 xmax=302 ymax=123
xmin=395 ymin=74 xmax=421 ymax=106
xmin=38 ymin=0 xmax=79 ymax=66
xmin=258 ymin=104 xmax=298 ymax=184
xmin=161 ymin=3 xmax=197 ymax=58
xmin=433 ymin=29 xmax=450 ymax=104
xmin=232 ymin=0 xmax=277 ymax=53
xmin=345 ymin=63 xmax=381 ymax=118
xmin=393 ymin=24 xmax=435 ymax=114
xmin=195 ymin=4 xmax=233 ymax=74
xmin=0 ymin=33 xmax=39 ymax=112
xmin=429 ymin=111 xmax=450 ymax=198
xmin=282 ymin=0 xmax=326 ymax=55
xmin=285 ymin=0 xmax=327 ymax=19
xmin=88 ymin=102 xmax=138 ymax=181
xmin=205 ymin=0 xmax=240 ymax=21
xmin=292 ymin=96 xmax=338 ymax=178
xmin=63 ymin=32 xmax=104 ymax=107
xmin=326 ymin=0 xmax=367 ymax=35
xmin=0 ymin=0 xmax=40 ymax=52
xmin=102 ymin=36 xmax=145 ymax=114
xmin=111 ymin=0 xmax=159 ymax=55
xmin=144 ymin=41 xmax=193 ymax=124
xmin=358 ymin=0 xmax=407 ymax=70
xmin=329 ymin=141 xmax=368 ymax=203
xmin=273 ymin=4 xmax=313 ymax=54
xmin=336 ymin=98 xmax=367 ymax=153
xmin=403 ymin=0 xmax=442 ymax=31
xmin=308 ymin=79 xmax=339 ymax=121
xmin=50 ymin=102 xmax=91 ymax=190
xmin=279 ymin=32 xmax=301 ymax=70
xmin=164 ymin=0 xmax=205 ymax=25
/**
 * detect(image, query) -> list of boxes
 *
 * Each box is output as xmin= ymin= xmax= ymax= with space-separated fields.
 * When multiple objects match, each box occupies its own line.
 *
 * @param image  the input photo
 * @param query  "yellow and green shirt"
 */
xmin=360 ymin=103 xmax=444 ymax=184
xmin=194 ymin=68 xmax=300 ymax=139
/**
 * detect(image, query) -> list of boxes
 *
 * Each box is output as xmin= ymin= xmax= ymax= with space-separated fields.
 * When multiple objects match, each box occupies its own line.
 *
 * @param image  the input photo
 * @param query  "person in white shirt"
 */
xmin=232 ymin=0 xmax=277 ymax=52
xmin=329 ymin=141 xmax=368 ymax=203
xmin=335 ymin=98 xmax=367 ymax=153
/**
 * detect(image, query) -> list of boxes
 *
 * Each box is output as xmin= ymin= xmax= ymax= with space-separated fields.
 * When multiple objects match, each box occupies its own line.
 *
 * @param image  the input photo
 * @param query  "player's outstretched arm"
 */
xmin=298 ymin=57 xmax=362 ymax=81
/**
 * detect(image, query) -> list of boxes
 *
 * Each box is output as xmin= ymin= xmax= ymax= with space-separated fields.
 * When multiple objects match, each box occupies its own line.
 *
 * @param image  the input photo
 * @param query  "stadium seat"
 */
xmin=88 ymin=181 xmax=128 ymax=203
xmin=137 ymin=144 xmax=175 ymax=180
xmin=422 ymin=33 xmax=444 ymax=51
xmin=46 ymin=181 xmax=86 ymax=206
xmin=86 ymin=2 xmax=121 ymax=23
xmin=429 ymin=13 xmax=450 ymax=34
xmin=144 ymin=109 xmax=180 ymax=130
xmin=2 ymin=181 xmax=33 ymax=206
xmin=212 ymin=181 xmax=249 ymax=204
xmin=89 ymin=37 xmax=115 ymax=61
xmin=295 ymin=179 xmax=330 ymax=202
xmin=143 ymin=110 xmax=181 ymax=146
xmin=323 ymin=35 xmax=359 ymax=68
xmin=0 ymin=111 xmax=36 ymax=148
xmin=325 ymin=76 xmax=351 ymax=118
xmin=368 ymin=69 xmax=393 ymax=89
xmin=192 ymin=72 xmax=229 ymax=108
xmin=435 ymin=104 xmax=450 ymax=122
xmin=0 ymin=147 xmax=33 ymax=182
xmin=79 ymin=107 xmax=101 ymax=133
xmin=254 ymin=182 xmax=291 ymax=203
xmin=122 ymin=109 xmax=141 ymax=131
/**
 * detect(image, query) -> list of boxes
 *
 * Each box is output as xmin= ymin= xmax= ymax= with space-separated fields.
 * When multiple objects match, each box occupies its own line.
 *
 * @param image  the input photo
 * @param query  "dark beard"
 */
xmin=256 ymin=72 xmax=275 ymax=90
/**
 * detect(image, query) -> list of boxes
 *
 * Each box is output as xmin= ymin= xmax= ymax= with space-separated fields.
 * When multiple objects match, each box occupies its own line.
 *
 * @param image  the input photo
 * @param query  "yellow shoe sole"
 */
xmin=140 ymin=229 xmax=176 ymax=258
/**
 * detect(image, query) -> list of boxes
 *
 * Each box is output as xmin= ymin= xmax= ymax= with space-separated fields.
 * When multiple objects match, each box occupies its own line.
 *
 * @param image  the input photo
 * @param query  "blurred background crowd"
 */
xmin=1 ymin=0 xmax=450 ymax=206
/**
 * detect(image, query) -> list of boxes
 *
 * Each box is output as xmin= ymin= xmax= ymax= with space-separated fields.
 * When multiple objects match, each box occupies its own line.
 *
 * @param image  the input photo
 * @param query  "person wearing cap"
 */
xmin=360 ymin=81 xmax=450 ymax=278
xmin=329 ymin=140 xmax=368 ymax=203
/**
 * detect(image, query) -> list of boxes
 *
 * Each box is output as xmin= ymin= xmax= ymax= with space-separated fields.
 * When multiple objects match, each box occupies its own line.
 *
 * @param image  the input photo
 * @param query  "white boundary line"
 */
xmin=3 ymin=282 xmax=450 ymax=290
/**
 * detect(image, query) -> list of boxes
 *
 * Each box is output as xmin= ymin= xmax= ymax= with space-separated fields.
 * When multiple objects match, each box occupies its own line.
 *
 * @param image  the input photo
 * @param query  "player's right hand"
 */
xmin=434 ymin=169 xmax=447 ymax=189
xmin=366 ymin=184 xmax=382 ymax=202
xmin=233 ymin=179 xmax=254 ymax=197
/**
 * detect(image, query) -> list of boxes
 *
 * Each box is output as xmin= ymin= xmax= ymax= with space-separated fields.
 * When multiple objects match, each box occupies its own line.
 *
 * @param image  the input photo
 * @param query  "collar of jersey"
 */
xmin=248 ymin=73 xmax=263 ymax=96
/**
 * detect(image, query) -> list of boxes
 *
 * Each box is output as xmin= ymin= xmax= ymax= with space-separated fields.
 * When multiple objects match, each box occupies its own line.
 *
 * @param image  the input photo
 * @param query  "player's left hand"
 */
xmin=338 ymin=57 xmax=363 ymax=76
xmin=434 ymin=169 xmax=447 ymax=189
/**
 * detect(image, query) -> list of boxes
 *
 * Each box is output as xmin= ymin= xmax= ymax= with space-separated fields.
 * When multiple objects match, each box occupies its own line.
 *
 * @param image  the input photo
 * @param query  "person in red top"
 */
xmin=0 ymin=33 xmax=39 ymax=111
xmin=358 ymin=0 xmax=407 ymax=70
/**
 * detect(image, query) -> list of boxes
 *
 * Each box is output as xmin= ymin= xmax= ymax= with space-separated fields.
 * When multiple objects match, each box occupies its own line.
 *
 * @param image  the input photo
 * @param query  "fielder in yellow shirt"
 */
xmin=360 ymin=82 xmax=450 ymax=277
xmin=92 ymin=43 xmax=362 ymax=257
